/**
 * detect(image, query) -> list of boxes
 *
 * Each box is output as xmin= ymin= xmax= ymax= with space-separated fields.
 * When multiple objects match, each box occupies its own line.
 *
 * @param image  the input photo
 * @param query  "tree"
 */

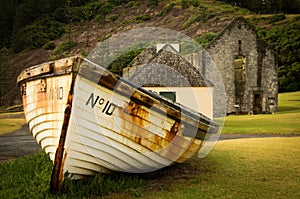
xmin=0 ymin=0 xmax=17 ymax=48
xmin=0 ymin=49 xmax=14 ymax=105
xmin=263 ymin=21 xmax=300 ymax=92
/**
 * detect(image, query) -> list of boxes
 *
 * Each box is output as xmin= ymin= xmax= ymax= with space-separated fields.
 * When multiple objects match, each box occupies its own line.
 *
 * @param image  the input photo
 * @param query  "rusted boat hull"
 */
xmin=17 ymin=56 xmax=218 ymax=191
xmin=17 ymin=57 xmax=78 ymax=162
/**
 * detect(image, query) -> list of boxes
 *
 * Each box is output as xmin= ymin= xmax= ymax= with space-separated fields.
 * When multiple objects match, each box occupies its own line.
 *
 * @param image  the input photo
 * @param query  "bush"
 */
xmin=157 ymin=2 xmax=175 ymax=17
xmin=278 ymin=63 xmax=300 ymax=92
xmin=268 ymin=13 xmax=286 ymax=24
xmin=42 ymin=41 xmax=56 ymax=50
xmin=108 ymin=49 xmax=142 ymax=75
xmin=48 ymin=55 xmax=58 ymax=61
xmin=147 ymin=0 xmax=159 ymax=7
xmin=134 ymin=14 xmax=151 ymax=23
xmin=180 ymin=41 xmax=201 ymax=54
xmin=181 ymin=0 xmax=199 ymax=9
xmin=182 ymin=6 xmax=210 ymax=28
xmin=53 ymin=7 xmax=68 ymax=23
xmin=106 ymin=14 xmax=118 ymax=22
xmin=196 ymin=32 xmax=218 ymax=47
xmin=53 ymin=41 xmax=78 ymax=55
xmin=12 ymin=16 xmax=65 ymax=52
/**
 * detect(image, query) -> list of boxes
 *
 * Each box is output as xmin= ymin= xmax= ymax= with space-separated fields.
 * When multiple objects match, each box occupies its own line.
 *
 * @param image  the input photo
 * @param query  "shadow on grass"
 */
xmin=278 ymin=106 xmax=300 ymax=112
xmin=57 ymin=156 xmax=214 ymax=198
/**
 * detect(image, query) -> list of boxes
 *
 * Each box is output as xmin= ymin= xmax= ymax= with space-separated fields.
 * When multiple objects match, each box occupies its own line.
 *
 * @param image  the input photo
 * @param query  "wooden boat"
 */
xmin=17 ymin=56 xmax=218 ymax=191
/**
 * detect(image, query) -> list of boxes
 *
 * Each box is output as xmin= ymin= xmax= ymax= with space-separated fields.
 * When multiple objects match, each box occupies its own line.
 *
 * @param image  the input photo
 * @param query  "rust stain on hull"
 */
xmin=118 ymin=100 xmax=205 ymax=163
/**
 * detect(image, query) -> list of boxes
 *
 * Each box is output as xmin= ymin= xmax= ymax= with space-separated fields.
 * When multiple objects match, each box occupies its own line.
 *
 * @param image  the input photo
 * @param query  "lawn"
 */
xmin=0 ymin=91 xmax=300 ymax=198
xmin=141 ymin=137 xmax=300 ymax=199
xmin=221 ymin=91 xmax=300 ymax=134
xmin=0 ymin=112 xmax=26 ymax=136
xmin=1 ymin=138 xmax=299 ymax=198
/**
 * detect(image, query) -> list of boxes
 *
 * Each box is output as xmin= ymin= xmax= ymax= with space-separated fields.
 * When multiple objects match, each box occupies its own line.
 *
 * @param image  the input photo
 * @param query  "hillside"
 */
xmin=0 ymin=0 xmax=299 ymax=107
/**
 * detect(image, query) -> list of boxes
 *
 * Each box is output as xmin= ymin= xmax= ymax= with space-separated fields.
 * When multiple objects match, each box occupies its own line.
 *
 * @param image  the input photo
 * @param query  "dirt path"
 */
xmin=1 ymin=125 xmax=299 ymax=162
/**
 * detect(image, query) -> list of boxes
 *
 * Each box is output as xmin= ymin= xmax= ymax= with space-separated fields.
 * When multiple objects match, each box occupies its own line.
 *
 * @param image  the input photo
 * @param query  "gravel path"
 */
xmin=0 ymin=125 xmax=299 ymax=162
xmin=0 ymin=125 xmax=40 ymax=162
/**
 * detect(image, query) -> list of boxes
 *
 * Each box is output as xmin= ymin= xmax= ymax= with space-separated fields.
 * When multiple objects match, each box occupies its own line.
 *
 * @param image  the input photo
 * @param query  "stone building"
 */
xmin=186 ymin=17 xmax=278 ymax=115
xmin=123 ymin=17 xmax=278 ymax=116
xmin=122 ymin=44 xmax=214 ymax=119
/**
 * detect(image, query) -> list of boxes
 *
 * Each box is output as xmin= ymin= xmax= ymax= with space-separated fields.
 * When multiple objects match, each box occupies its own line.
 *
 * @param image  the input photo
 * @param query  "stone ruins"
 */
xmin=123 ymin=17 xmax=278 ymax=116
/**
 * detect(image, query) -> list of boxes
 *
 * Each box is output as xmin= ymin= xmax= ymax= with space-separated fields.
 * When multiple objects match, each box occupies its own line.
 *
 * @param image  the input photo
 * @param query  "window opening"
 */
xmin=159 ymin=91 xmax=176 ymax=102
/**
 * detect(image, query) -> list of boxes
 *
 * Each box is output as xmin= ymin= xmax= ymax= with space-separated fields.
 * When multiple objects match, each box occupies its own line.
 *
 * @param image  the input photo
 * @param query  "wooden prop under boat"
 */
xmin=17 ymin=56 xmax=218 ymax=191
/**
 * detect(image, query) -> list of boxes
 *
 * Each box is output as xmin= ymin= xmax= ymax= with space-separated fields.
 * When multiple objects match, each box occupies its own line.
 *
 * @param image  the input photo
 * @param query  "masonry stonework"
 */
xmin=123 ymin=17 xmax=278 ymax=116
xmin=185 ymin=17 xmax=278 ymax=115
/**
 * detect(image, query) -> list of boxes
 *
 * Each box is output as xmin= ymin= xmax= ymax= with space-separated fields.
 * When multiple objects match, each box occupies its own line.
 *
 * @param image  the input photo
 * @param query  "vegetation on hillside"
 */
xmin=249 ymin=14 xmax=300 ymax=93
xmin=0 ymin=0 xmax=132 ymax=52
xmin=217 ymin=0 xmax=300 ymax=14
xmin=0 ymin=0 xmax=299 ymax=106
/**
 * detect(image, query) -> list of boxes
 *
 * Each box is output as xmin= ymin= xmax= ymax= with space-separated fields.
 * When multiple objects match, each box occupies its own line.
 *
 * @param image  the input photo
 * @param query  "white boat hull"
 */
xmin=17 ymin=56 xmax=218 ymax=191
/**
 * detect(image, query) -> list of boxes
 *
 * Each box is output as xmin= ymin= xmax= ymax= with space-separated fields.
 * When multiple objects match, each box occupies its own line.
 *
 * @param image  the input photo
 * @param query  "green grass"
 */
xmin=1 ymin=91 xmax=300 ymax=198
xmin=278 ymin=91 xmax=300 ymax=113
xmin=140 ymin=137 xmax=300 ymax=199
xmin=0 ymin=151 xmax=143 ymax=198
xmin=0 ymin=151 xmax=52 ymax=198
xmin=222 ymin=91 xmax=300 ymax=134
xmin=1 ymin=138 xmax=299 ymax=198
xmin=0 ymin=112 xmax=26 ymax=136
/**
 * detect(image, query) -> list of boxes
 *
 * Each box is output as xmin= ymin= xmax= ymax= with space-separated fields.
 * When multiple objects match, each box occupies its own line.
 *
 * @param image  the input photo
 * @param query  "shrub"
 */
xmin=134 ymin=14 xmax=151 ymax=23
xmin=42 ymin=41 xmax=56 ymax=50
xmin=196 ymin=32 xmax=218 ymax=47
xmin=108 ymin=49 xmax=142 ymax=75
xmin=12 ymin=16 xmax=65 ymax=52
xmin=48 ymin=55 xmax=58 ymax=61
xmin=106 ymin=14 xmax=118 ymax=22
xmin=157 ymin=2 xmax=175 ymax=17
xmin=53 ymin=41 xmax=78 ymax=55
xmin=181 ymin=0 xmax=199 ymax=9
xmin=268 ymin=13 xmax=286 ymax=24
xmin=147 ymin=0 xmax=159 ymax=7
xmin=182 ymin=6 xmax=210 ymax=28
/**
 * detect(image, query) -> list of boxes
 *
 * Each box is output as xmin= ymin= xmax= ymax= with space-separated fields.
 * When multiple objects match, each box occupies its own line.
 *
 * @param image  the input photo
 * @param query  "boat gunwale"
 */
xmin=17 ymin=72 xmax=73 ymax=86
xmin=16 ymin=56 xmax=80 ymax=86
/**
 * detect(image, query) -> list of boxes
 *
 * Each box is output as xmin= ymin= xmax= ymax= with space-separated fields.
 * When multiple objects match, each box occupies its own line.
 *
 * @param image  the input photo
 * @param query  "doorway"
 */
xmin=253 ymin=91 xmax=262 ymax=114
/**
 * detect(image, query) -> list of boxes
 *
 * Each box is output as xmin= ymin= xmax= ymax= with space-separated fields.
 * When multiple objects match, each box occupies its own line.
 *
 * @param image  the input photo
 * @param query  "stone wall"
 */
xmin=185 ymin=17 xmax=278 ymax=115
xmin=123 ymin=17 xmax=278 ymax=116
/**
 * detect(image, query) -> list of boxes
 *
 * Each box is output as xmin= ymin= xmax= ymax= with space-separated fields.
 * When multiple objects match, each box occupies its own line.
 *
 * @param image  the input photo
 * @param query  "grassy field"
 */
xmin=0 ymin=151 xmax=143 ymax=198
xmin=1 ymin=138 xmax=299 ymax=198
xmin=222 ymin=91 xmax=300 ymax=134
xmin=0 ymin=112 xmax=26 ymax=136
xmin=0 ymin=91 xmax=299 ymax=198
xmin=141 ymin=137 xmax=300 ymax=199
